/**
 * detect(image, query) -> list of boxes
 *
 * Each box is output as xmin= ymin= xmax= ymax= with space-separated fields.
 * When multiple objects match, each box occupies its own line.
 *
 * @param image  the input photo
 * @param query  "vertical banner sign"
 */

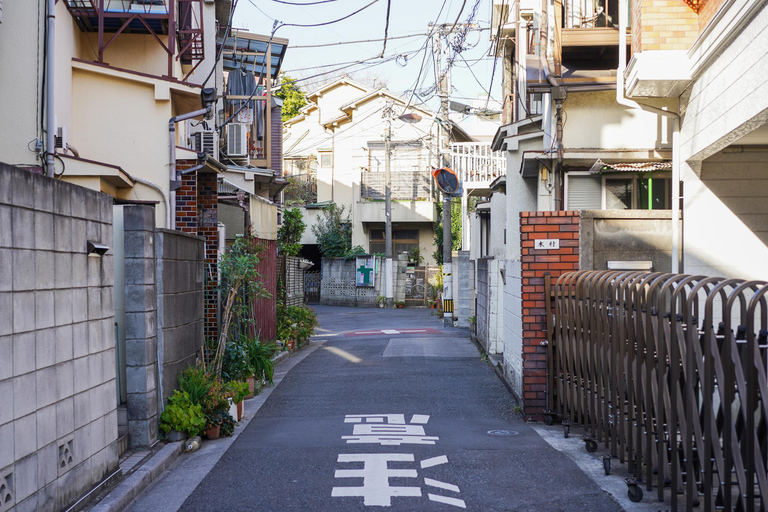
xmin=355 ymin=256 xmax=376 ymax=287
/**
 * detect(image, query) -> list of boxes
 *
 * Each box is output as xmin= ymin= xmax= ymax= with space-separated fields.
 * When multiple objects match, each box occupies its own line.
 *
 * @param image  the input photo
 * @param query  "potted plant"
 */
xmin=407 ymin=247 xmax=424 ymax=266
xmin=201 ymin=378 xmax=234 ymax=438
xmin=227 ymin=380 xmax=250 ymax=421
xmin=375 ymin=295 xmax=386 ymax=308
xmin=159 ymin=390 xmax=206 ymax=441
xmin=394 ymin=300 xmax=405 ymax=309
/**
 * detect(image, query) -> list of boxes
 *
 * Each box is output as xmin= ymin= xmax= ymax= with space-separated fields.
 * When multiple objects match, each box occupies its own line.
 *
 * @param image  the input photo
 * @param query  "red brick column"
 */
xmin=520 ymin=211 xmax=579 ymax=418
xmin=197 ymin=171 xmax=219 ymax=342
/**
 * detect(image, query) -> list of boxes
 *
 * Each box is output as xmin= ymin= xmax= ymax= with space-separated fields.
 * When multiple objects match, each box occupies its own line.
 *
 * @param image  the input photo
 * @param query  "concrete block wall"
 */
xmin=0 ymin=164 xmax=118 ymax=512
xmin=320 ymin=257 xmax=383 ymax=307
xmin=518 ymin=211 xmax=579 ymax=418
xmin=475 ymin=258 xmax=490 ymax=348
xmin=122 ymin=206 xmax=159 ymax=449
xmin=155 ymin=228 xmax=205 ymax=405
xmin=456 ymin=251 xmax=472 ymax=328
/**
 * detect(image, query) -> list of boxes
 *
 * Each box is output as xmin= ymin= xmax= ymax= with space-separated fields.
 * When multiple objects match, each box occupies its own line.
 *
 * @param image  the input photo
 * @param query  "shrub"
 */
xmin=160 ymin=391 xmax=206 ymax=437
xmin=221 ymin=338 xmax=253 ymax=383
xmin=245 ymin=336 xmax=278 ymax=384
xmin=277 ymin=303 xmax=318 ymax=344
xmin=177 ymin=366 xmax=212 ymax=405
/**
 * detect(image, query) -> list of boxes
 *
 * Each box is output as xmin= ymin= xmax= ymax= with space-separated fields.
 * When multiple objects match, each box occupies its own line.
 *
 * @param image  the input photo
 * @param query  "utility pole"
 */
xmin=434 ymin=26 xmax=453 ymax=327
xmin=384 ymin=116 xmax=393 ymax=309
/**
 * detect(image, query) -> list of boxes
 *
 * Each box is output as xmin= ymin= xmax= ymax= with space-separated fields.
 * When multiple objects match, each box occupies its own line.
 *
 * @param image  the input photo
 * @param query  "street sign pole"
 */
xmin=442 ymin=193 xmax=453 ymax=327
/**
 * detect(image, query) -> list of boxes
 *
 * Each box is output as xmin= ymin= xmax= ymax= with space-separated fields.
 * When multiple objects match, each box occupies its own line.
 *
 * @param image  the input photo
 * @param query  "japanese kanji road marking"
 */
xmin=424 ymin=478 xmax=461 ymax=493
xmin=420 ymin=455 xmax=448 ymax=468
xmin=428 ymin=494 xmax=467 ymax=508
xmin=331 ymin=454 xmax=422 ymax=506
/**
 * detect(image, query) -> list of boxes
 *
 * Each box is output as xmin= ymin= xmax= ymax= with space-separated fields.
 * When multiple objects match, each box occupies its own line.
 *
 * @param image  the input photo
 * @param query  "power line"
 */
xmin=279 ymin=0 xmax=379 ymax=28
xmin=269 ymin=0 xmax=342 ymax=5
xmin=484 ymin=0 xmax=508 ymax=110
xmin=289 ymin=32 xmax=425 ymax=49
xmin=380 ymin=0 xmax=392 ymax=57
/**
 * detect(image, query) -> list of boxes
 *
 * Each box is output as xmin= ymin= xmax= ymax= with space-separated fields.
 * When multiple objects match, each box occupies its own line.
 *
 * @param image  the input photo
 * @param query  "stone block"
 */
xmin=125 ymin=284 xmax=156 ymax=314
xmin=125 ymin=311 xmax=156 ymax=341
xmin=13 ymin=291 xmax=35 ymax=333
xmin=87 ymin=256 xmax=101 ymax=287
xmin=71 ymin=288 xmax=88 ymax=323
xmin=36 ymin=366 xmax=58 ymax=408
xmin=14 ymin=413 xmax=37 ymax=460
xmin=35 ymin=177 xmax=54 ymax=213
xmin=71 ymin=254 xmax=87 ymax=288
xmin=72 ymin=322 xmax=89 ymax=359
xmin=54 ymin=252 xmax=73 ymax=289
xmin=55 ymin=324 xmax=74 ymax=364
xmin=0 ymin=249 xmax=11 ymax=292
xmin=37 ymin=442 xmax=58 ymax=489
xmin=87 ymin=287 xmax=102 ymax=321
xmin=12 ymin=208 xmax=35 ymax=250
xmin=54 ymin=289 xmax=74 ymax=326
xmin=99 ymin=198 xmax=113 ymax=225
xmin=14 ymin=452 xmax=38 ymax=502
xmin=125 ymin=257 xmax=155 ymax=285
xmin=73 ymin=357 xmax=89 ymax=395
xmin=125 ymin=363 xmax=156 ymax=394
xmin=70 ymin=186 xmax=88 ymax=220
xmin=12 ymin=249 xmax=35 ymax=291
xmin=73 ymin=392 xmax=91 ymax=429
xmin=87 ymin=354 xmax=104 ymax=391
xmin=35 ymin=327 xmax=56 ymax=369
xmin=36 ymin=404 xmax=57 ymax=449
xmin=0 ymin=169 xmax=11 ymax=205
xmin=0 ymin=207 xmax=10 ymax=249
xmin=53 ymin=216 xmax=73 ymax=253
xmin=101 ymin=287 xmax=114 ymax=319
xmin=0 ymin=422 xmax=13 ymax=469
xmin=90 ymin=416 xmax=106 ymax=455
xmin=13 ymin=332 xmax=35 ymax=377
xmin=102 ymin=349 xmax=115 ymax=383
xmin=86 ymin=220 xmax=102 ymax=243
xmin=57 ymin=360 xmax=74 ymax=400
xmin=127 ymin=388 xmax=158 ymax=421
xmin=128 ymin=418 xmax=153 ymax=449
xmin=101 ymin=254 xmax=114 ymax=283
xmin=34 ymin=212 xmax=54 ymax=251
xmin=124 ymin=232 xmax=154 ymax=260
xmin=101 ymin=319 xmax=114 ymax=353
xmin=56 ymin=397 xmax=75 ymax=439
xmin=88 ymin=321 xmax=102 ymax=354
xmin=125 ymin=337 xmax=157 ymax=367
xmin=123 ymin=205 xmax=155 ymax=232
xmin=37 ymin=482 xmax=57 ymax=512
xmin=52 ymin=180 xmax=72 ymax=216
xmin=104 ymin=408 xmax=118 ymax=446
xmin=71 ymin=219 xmax=86 ymax=254
xmin=35 ymin=251 xmax=55 ymax=290
xmin=0 ymin=336 xmax=11 ymax=380
xmin=0 ymin=293 xmax=10 ymax=336
xmin=35 ymin=291 xmax=55 ymax=330
xmin=0 ymin=379 xmax=12 ymax=426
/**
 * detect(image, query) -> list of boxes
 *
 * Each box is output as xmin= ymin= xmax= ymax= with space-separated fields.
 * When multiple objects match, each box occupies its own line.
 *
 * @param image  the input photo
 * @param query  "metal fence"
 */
xmin=546 ymin=271 xmax=768 ymax=511
xmin=360 ymin=170 xmax=434 ymax=200
xmin=304 ymin=271 xmax=320 ymax=304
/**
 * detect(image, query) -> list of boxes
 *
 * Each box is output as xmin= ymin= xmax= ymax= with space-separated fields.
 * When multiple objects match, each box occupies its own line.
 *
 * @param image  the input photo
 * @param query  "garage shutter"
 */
xmin=566 ymin=175 xmax=602 ymax=210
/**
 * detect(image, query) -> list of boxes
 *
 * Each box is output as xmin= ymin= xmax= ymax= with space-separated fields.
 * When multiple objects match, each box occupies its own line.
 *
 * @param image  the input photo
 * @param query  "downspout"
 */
xmin=45 ymin=0 xmax=55 ymax=178
xmin=617 ymin=0 xmax=681 ymax=273
xmin=169 ymin=107 xmax=211 ymax=229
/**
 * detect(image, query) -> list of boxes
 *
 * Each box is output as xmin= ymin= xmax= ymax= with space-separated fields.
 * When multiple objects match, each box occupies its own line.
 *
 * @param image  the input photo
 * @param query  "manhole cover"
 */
xmin=487 ymin=430 xmax=518 ymax=437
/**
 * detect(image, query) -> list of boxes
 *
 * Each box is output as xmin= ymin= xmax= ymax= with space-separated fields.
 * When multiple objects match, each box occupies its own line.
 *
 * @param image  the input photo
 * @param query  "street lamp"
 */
xmin=384 ymin=109 xmax=422 ymax=308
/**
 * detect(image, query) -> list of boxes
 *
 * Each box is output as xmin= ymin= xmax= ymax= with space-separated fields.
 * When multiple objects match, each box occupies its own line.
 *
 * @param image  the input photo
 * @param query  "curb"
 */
xmin=90 ymin=441 xmax=183 ymax=512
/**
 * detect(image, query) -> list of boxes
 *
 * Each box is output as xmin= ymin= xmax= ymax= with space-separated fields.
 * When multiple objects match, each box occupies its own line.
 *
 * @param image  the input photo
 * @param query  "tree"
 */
xmin=277 ymin=207 xmax=306 ymax=256
xmin=274 ymin=75 xmax=307 ymax=122
xmin=433 ymin=198 xmax=462 ymax=265
xmin=311 ymin=204 xmax=352 ymax=258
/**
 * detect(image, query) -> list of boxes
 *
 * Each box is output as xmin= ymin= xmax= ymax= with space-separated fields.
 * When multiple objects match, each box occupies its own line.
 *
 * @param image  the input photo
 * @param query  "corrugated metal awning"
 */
xmin=589 ymin=158 xmax=672 ymax=174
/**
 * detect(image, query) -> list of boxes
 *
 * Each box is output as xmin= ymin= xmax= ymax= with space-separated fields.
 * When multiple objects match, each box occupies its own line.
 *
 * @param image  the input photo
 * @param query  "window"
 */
xmin=566 ymin=172 xmax=671 ymax=210
xmin=320 ymin=153 xmax=332 ymax=167
xmin=369 ymin=229 xmax=420 ymax=256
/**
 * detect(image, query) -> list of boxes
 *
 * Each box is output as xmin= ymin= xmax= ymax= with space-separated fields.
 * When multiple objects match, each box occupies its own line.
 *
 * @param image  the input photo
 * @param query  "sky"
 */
xmin=233 ymin=0 xmax=502 ymax=114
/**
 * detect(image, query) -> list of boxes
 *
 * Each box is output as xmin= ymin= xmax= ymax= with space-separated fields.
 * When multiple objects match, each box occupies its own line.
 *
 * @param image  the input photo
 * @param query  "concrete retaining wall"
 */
xmin=0 ymin=164 xmax=119 ymax=512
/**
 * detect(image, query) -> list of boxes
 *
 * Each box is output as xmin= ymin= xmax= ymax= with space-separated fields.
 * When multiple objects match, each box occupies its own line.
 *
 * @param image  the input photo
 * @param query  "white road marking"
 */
xmin=313 ymin=333 xmax=339 ymax=337
xmin=424 ymin=478 xmax=460 ymax=493
xmin=344 ymin=414 xmax=405 ymax=424
xmin=420 ymin=455 xmax=448 ymax=468
xmin=382 ymin=329 xmax=400 ymax=334
xmin=428 ymin=494 xmax=466 ymax=508
xmin=400 ymin=329 xmax=427 ymax=333
xmin=410 ymin=414 xmax=430 ymax=424
xmin=323 ymin=346 xmax=362 ymax=363
xmin=332 ymin=454 xmax=422 ymax=506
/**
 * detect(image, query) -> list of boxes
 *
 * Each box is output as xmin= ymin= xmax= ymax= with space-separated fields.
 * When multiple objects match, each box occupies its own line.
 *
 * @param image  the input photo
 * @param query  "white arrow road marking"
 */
xmin=420 ymin=455 xmax=448 ymax=469
xmin=410 ymin=414 xmax=430 ymax=424
xmin=424 ymin=478 xmax=460 ymax=493
xmin=428 ymin=494 xmax=466 ymax=508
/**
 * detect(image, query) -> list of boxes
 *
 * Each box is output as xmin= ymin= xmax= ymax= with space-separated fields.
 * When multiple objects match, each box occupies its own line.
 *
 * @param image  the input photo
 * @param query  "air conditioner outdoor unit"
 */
xmin=193 ymin=130 xmax=217 ymax=157
xmin=227 ymin=123 xmax=248 ymax=157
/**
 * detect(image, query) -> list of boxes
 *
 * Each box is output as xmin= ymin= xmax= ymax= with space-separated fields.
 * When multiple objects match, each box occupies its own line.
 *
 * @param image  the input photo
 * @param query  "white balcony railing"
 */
xmin=450 ymin=143 xmax=506 ymax=185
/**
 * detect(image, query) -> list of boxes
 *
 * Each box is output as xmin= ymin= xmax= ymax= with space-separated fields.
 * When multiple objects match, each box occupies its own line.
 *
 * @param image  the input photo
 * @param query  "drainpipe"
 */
xmin=45 ymin=0 xmax=56 ymax=178
xmin=169 ymin=107 xmax=210 ymax=229
xmin=617 ymin=0 xmax=681 ymax=273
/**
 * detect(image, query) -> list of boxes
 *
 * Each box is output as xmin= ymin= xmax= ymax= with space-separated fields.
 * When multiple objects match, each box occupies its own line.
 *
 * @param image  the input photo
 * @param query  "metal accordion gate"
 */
xmin=546 ymin=271 xmax=768 ymax=511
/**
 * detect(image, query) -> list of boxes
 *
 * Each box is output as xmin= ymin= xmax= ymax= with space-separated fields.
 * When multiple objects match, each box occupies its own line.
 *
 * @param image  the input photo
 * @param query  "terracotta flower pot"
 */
xmin=205 ymin=424 xmax=221 ymax=440
xmin=287 ymin=340 xmax=296 ymax=351
xmin=245 ymin=376 xmax=255 ymax=399
xmin=236 ymin=401 xmax=243 ymax=421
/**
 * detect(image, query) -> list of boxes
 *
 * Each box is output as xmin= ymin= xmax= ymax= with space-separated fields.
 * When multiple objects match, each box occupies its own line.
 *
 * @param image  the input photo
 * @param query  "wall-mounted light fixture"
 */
xmin=87 ymin=241 xmax=109 ymax=256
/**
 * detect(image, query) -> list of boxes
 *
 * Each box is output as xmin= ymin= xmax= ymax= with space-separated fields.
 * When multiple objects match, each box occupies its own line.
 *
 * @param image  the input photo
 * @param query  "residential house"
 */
xmin=282 ymin=77 xmax=474 ymax=265
xmin=478 ymin=0 xmax=768 ymax=416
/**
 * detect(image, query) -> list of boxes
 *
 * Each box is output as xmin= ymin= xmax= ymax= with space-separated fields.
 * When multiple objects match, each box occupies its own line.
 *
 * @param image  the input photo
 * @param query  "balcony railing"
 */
xmin=450 ymin=143 xmax=506 ymax=185
xmin=361 ymin=170 xmax=434 ymax=201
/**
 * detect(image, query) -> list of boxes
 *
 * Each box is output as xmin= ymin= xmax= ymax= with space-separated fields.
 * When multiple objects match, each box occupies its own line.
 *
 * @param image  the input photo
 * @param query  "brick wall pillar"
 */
xmin=520 ymin=211 xmax=579 ymax=418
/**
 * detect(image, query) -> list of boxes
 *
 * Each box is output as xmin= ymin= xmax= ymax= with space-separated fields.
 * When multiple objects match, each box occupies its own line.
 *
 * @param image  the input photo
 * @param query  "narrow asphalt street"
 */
xmin=126 ymin=305 xmax=623 ymax=511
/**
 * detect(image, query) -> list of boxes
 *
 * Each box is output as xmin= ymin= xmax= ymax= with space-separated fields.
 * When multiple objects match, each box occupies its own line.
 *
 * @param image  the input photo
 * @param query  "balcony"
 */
xmin=450 ymin=143 xmax=506 ymax=191
xmin=360 ymin=170 xmax=434 ymax=201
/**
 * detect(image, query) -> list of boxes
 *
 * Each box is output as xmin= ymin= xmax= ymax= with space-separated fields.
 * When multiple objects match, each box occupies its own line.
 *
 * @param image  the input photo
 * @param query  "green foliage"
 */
xmin=244 ymin=336 xmax=278 ymax=384
xmin=375 ymin=295 xmax=386 ymax=305
xmin=221 ymin=340 xmax=253 ymax=383
xmin=200 ymin=378 xmax=233 ymax=421
xmin=311 ymin=204 xmax=352 ymax=258
xmin=160 ymin=391 xmax=206 ymax=437
xmin=278 ymin=207 xmax=306 ymax=256
xmin=219 ymin=413 xmax=236 ymax=437
xmin=274 ymin=75 xmax=307 ymax=122
xmin=407 ymin=247 xmax=424 ymax=265
xmin=433 ymin=199 xmax=462 ymax=265
xmin=344 ymin=245 xmax=367 ymax=259
xmin=277 ymin=303 xmax=318 ymax=344
xmin=177 ymin=366 xmax=212 ymax=405
xmin=227 ymin=380 xmax=250 ymax=403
